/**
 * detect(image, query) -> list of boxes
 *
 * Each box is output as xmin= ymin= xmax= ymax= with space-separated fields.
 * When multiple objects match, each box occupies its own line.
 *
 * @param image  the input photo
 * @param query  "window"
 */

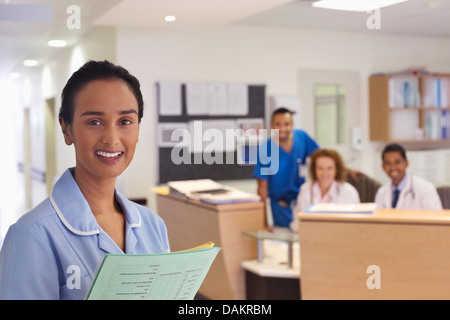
xmin=314 ymin=84 xmax=346 ymax=145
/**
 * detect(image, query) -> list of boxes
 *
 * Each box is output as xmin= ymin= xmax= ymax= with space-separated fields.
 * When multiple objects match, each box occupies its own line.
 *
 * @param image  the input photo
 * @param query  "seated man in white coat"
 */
xmin=375 ymin=143 xmax=442 ymax=210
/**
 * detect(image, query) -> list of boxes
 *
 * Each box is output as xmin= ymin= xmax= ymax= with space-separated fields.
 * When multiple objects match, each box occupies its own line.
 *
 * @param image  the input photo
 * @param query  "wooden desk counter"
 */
xmin=157 ymin=194 xmax=265 ymax=300
xmin=299 ymin=209 xmax=450 ymax=300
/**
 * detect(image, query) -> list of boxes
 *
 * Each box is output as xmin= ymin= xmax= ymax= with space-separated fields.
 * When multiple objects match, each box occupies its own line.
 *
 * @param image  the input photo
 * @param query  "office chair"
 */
xmin=346 ymin=172 xmax=381 ymax=203
xmin=437 ymin=186 xmax=450 ymax=210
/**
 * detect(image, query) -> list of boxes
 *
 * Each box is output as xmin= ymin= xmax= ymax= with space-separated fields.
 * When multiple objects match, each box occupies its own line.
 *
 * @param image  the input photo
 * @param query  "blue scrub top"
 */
xmin=253 ymin=129 xmax=319 ymax=227
xmin=0 ymin=168 xmax=170 ymax=300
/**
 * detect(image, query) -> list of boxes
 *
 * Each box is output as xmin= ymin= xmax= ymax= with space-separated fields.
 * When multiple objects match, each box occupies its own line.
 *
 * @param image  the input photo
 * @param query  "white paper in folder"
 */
xmin=86 ymin=245 xmax=221 ymax=300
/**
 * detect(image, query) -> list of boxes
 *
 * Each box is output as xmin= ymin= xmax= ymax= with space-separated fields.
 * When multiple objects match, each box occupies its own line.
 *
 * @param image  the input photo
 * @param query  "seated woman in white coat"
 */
xmin=375 ymin=143 xmax=442 ymax=210
xmin=291 ymin=149 xmax=360 ymax=231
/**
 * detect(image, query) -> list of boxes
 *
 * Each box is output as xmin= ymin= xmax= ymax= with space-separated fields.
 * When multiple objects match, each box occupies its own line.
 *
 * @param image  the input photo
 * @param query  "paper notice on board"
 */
xmin=157 ymin=123 xmax=188 ymax=147
xmin=158 ymin=82 xmax=182 ymax=116
xmin=228 ymin=83 xmax=248 ymax=115
xmin=186 ymin=82 xmax=208 ymax=115
xmin=207 ymin=83 xmax=228 ymax=115
xmin=188 ymin=119 xmax=236 ymax=153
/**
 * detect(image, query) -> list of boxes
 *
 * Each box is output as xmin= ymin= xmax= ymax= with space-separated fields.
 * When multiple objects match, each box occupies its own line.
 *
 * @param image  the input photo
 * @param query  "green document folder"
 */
xmin=86 ymin=247 xmax=221 ymax=300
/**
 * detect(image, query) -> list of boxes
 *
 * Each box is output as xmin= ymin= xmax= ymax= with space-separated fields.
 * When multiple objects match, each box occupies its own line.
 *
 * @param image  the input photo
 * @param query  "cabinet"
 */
xmin=369 ymin=73 xmax=450 ymax=142
xmin=156 ymin=193 xmax=264 ymax=300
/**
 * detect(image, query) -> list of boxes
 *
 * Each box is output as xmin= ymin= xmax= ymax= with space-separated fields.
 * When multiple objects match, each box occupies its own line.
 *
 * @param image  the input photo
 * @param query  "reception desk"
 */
xmin=156 ymin=194 xmax=264 ymax=300
xmin=299 ymin=209 xmax=450 ymax=300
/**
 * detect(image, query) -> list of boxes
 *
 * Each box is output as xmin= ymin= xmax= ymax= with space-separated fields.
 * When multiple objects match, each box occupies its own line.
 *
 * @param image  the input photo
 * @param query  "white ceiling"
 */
xmin=1 ymin=0 xmax=449 ymax=77
xmin=238 ymin=0 xmax=450 ymax=37
xmin=0 ymin=0 xmax=121 ymax=76
xmin=94 ymin=0 xmax=293 ymax=28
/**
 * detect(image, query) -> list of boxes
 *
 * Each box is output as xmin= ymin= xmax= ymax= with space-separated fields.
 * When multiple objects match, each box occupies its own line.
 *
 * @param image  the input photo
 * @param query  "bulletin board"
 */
xmin=156 ymin=82 xmax=266 ymax=184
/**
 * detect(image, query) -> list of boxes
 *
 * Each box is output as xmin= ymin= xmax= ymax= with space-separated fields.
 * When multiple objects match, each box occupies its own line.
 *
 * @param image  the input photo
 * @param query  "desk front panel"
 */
xmin=157 ymin=194 xmax=264 ymax=299
xmin=300 ymin=219 xmax=450 ymax=299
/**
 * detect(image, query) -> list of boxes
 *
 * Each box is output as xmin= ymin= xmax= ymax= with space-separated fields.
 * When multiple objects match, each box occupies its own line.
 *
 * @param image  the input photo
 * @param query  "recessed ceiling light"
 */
xmin=427 ymin=0 xmax=440 ymax=10
xmin=48 ymin=39 xmax=67 ymax=47
xmin=23 ymin=60 xmax=39 ymax=67
xmin=312 ymin=0 xmax=410 ymax=12
xmin=164 ymin=15 xmax=176 ymax=22
xmin=9 ymin=72 xmax=20 ymax=79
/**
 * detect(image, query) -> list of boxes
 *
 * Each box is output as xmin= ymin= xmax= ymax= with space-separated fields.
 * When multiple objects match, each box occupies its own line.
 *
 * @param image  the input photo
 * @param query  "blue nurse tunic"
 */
xmin=0 ymin=168 xmax=170 ymax=299
xmin=253 ymin=129 xmax=319 ymax=227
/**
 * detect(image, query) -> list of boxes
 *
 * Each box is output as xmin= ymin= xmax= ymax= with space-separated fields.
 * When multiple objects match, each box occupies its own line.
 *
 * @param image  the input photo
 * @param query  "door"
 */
xmin=298 ymin=69 xmax=361 ymax=169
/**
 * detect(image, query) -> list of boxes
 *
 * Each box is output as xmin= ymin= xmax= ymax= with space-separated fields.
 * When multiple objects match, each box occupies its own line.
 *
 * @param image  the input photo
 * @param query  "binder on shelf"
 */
xmin=424 ymin=110 xmax=450 ymax=140
xmin=437 ymin=78 xmax=441 ymax=108
xmin=425 ymin=111 xmax=440 ymax=140
xmin=441 ymin=77 xmax=450 ymax=108
xmin=389 ymin=76 xmax=420 ymax=108
xmin=423 ymin=77 xmax=450 ymax=108
xmin=441 ymin=110 xmax=449 ymax=139
xmin=370 ymin=72 xmax=450 ymax=143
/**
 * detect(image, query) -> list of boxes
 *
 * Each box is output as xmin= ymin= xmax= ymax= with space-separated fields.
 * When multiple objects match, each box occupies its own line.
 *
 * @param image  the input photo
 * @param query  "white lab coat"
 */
xmin=294 ymin=181 xmax=360 ymax=214
xmin=375 ymin=173 xmax=443 ymax=210
xmin=291 ymin=181 xmax=360 ymax=231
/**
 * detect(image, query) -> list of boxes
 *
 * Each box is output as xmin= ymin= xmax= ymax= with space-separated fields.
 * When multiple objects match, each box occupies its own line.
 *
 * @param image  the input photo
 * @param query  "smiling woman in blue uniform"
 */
xmin=0 ymin=61 xmax=170 ymax=299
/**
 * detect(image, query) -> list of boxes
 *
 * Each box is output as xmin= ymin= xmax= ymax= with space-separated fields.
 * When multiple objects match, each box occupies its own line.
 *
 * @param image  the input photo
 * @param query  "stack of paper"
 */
xmin=86 ymin=242 xmax=220 ymax=300
xmin=168 ymin=179 xmax=261 ymax=204
xmin=305 ymin=203 xmax=377 ymax=214
xmin=423 ymin=77 xmax=450 ymax=108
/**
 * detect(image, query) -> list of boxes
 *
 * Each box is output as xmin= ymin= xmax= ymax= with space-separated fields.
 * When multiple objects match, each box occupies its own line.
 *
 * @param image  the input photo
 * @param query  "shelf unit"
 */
xmin=369 ymin=73 xmax=450 ymax=142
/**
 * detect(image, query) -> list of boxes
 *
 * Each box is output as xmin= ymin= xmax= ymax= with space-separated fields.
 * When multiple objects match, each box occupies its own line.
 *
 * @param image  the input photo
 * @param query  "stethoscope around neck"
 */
xmin=309 ymin=181 xmax=342 ymax=204
xmin=391 ymin=175 xmax=416 ymax=207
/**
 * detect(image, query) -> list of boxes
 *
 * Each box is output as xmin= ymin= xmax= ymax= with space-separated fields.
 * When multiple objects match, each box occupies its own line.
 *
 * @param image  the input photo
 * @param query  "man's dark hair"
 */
xmin=59 ymin=60 xmax=144 ymax=124
xmin=271 ymin=107 xmax=295 ymax=122
xmin=382 ymin=143 xmax=407 ymax=161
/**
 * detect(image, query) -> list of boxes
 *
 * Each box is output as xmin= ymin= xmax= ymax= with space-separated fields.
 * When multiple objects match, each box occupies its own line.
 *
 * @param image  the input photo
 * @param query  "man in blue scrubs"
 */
xmin=254 ymin=107 xmax=319 ymax=228
xmin=0 ymin=61 xmax=170 ymax=299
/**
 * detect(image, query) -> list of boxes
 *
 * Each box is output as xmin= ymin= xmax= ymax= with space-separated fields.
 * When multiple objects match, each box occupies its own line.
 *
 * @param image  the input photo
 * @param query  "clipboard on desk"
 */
xmin=86 ymin=242 xmax=221 ymax=300
xmin=191 ymin=188 xmax=230 ymax=195
xmin=168 ymin=179 xmax=225 ymax=196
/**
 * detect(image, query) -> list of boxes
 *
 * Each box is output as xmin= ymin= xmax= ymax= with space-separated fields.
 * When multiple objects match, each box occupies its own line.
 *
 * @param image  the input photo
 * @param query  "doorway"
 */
xmin=298 ymin=69 xmax=361 ymax=168
xmin=45 ymin=98 xmax=56 ymax=195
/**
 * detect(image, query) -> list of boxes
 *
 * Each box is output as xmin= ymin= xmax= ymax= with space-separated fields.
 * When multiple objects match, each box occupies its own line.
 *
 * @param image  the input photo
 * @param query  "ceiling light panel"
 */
xmin=311 ymin=0 xmax=410 ymax=12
